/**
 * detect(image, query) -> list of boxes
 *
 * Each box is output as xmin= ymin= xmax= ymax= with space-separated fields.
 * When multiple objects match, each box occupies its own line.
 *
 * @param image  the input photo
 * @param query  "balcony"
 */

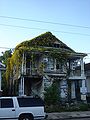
xmin=24 ymin=66 xmax=67 ymax=77
xmin=44 ymin=69 xmax=67 ymax=77
xmin=69 ymin=76 xmax=86 ymax=80
xmin=69 ymin=71 xmax=86 ymax=80
xmin=24 ymin=68 xmax=39 ymax=76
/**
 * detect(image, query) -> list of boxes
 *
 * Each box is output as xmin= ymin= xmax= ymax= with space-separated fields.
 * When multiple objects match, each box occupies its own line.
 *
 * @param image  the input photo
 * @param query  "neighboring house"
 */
xmin=85 ymin=63 xmax=90 ymax=98
xmin=75 ymin=63 xmax=90 ymax=102
xmin=0 ymin=62 xmax=6 ymax=96
xmin=6 ymin=32 xmax=87 ymax=102
xmin=80 ymin=63 xmax=90 ymax=102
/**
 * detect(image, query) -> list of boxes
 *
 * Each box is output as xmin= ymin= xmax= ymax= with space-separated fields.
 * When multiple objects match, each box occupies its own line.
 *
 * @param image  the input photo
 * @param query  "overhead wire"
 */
xmin=0 ymin=23 xmax=90 ymax=36
xmin=0 ymin=15 xmax=90 ymax=29
xmin=0 ymin=15 xmax=90 ymax=60
xmin=0 ymin=47 xmax=14 ymax=50
xmin=0 ymin=15 xmax=90 ymax=36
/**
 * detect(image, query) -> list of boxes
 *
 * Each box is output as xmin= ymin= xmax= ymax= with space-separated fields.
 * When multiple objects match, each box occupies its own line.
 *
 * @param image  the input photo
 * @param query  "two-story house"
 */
xmin=6 ymin=32 xmax=87 ymax=102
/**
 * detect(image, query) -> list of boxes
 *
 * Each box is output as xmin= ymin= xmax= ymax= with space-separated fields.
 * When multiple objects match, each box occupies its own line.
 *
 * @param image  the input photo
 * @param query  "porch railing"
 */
xmin=24 ymin=67 xmax=67 ymax=76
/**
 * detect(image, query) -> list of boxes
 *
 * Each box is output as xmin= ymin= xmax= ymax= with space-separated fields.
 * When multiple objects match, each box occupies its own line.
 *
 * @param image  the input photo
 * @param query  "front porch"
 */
xmin=18 ymin=75 xmax=44 ymax=98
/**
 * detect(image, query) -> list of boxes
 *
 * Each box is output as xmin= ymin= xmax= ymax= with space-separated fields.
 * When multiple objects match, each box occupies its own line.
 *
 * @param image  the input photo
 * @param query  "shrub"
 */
xmin=44 ymin=82 xmax=60 ymax=105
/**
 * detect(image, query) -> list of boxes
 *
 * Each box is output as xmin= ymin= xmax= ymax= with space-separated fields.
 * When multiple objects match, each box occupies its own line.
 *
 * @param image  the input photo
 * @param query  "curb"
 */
xmin=46 ymin=116 xmax=90 ymax=120
xmin=46 ymin=112 xmax=90 ymax=120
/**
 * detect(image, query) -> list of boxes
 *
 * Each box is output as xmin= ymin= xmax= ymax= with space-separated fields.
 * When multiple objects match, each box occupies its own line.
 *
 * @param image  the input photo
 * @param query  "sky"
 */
xmin=0 ymin=0 xmax=90 ymax=63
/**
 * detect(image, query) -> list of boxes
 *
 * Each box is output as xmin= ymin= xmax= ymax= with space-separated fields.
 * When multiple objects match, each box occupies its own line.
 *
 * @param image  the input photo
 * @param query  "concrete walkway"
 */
xmin=46 ymin=111 xmax=90 ymax=120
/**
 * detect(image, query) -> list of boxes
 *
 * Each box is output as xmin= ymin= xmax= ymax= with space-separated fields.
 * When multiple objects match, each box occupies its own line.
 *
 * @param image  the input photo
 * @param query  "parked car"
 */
xmin=0 ymin=96 xmax=47 ymax=120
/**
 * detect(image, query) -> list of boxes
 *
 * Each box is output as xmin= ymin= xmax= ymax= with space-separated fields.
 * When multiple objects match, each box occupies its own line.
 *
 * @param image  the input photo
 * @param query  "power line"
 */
xmin=0 ymin=47 xmax=14 ymax=50
xmin=0 ymin=23 xmax=90 ymax=36
xmin=0 ymin=15 xmax=90 ymax=29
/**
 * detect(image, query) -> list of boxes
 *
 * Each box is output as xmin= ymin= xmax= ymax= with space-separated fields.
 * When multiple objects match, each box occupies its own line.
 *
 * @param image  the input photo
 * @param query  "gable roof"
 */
xmin=15 ymin=32 xmax=87 ymax=58
xmin=16 ymin=32 xmax=74 ymax=52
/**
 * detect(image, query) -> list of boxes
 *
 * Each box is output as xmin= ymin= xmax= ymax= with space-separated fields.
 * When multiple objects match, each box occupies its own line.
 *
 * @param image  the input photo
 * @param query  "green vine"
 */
xmin=6 ymin=32 xmax=74 ymax=87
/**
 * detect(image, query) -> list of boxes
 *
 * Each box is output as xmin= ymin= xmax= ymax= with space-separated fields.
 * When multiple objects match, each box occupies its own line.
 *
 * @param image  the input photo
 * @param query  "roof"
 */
xmin=15 ymin=32 xmax=87 ymax=58
xmin=84 ymin=63 xmax=90 ymax=71
xmin=76 ymin=63 xmax=90 ymax=71
xmin=15 ymin=32 xmax=74 ymax=51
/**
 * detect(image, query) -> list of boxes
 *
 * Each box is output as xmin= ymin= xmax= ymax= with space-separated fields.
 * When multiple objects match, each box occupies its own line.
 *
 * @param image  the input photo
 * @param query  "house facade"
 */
xmin=7 ymin=32 xmax=87 ymax=102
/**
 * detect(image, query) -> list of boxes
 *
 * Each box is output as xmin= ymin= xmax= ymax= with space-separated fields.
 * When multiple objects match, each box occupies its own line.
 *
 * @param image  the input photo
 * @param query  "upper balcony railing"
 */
xmin=24 ymin=67 xmax=67 ymax=76
xmin=69 ymin=70 xmax=86 ymax=80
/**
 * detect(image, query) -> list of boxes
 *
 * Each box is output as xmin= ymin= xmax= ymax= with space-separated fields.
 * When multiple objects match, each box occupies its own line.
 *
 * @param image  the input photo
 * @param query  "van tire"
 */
xmin=19 ymin=114 xmax=34 ymax=120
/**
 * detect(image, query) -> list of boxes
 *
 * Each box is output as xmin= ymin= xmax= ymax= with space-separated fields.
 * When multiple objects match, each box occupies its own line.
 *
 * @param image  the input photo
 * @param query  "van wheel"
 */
xmin=19 ymin=114 xmax=33 ymax=120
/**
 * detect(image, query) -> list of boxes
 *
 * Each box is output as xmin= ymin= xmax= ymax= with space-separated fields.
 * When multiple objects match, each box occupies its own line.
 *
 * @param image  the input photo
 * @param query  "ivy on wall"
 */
xmin=6 ymin=32 xmax=75 ymax=92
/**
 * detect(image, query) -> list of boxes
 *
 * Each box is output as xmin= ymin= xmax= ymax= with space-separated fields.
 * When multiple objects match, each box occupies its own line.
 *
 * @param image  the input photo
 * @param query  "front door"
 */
xmin=75 ymin=81 xmax=81 ymax=101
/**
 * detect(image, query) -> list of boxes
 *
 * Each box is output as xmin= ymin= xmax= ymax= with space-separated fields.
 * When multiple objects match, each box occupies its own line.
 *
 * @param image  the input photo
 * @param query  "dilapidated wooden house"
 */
xmin=6 ymin=32 xmax=87 ymax=102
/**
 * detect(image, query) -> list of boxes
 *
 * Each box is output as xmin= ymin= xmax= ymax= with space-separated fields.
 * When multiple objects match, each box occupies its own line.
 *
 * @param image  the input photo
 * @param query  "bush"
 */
xmin=45 ymin=102 xmax=90 ymax=112
xmin=44 ymin=82 xmax=60 ymax=105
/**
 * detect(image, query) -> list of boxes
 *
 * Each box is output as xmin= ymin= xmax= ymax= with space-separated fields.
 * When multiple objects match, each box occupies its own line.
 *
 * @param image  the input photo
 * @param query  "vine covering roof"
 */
xmin=14 ymin=32 xmax=86 ymax=58
xmin=15 ymin=32 xmax=74 ymax=52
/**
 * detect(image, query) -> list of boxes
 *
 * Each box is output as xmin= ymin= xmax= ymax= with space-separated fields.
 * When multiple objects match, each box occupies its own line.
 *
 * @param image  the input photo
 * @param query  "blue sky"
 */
xmin=0 ymin=0 xmax=90 ymax=62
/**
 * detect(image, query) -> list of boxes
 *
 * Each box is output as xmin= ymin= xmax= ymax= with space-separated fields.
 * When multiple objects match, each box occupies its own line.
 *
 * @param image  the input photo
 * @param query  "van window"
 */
xmin=1 ymin=98 xmax=14 ymax=108
xmin=17 ymin=97 xmax=44 ymax=107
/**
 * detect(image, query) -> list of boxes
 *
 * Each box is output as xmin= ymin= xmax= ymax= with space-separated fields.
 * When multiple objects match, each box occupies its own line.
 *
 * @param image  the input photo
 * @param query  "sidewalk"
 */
xmin=46 ymin=111 xmax=90 ymax=120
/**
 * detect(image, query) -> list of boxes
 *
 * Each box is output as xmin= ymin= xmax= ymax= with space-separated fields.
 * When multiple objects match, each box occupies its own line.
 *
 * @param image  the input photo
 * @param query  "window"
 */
xmin=54 ymin=44 xmax=60 ymax=48
xmin=56 ymin=64 xmax=59 ymax=70
xmin=47 ymin=58 xmax=54 ymax=70
xmin=1 ymin=99 xmax=14 ymax=108
xmin=17 ymin=97 xmax=44 ymax=107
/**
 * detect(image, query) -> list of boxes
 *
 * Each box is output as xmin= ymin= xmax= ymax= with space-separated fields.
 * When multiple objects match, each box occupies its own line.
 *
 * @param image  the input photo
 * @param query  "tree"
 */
xmin=0 ymin=49 xmax=12 ymax=66
xmin=0 ymin=49 xmax=12 ymax=96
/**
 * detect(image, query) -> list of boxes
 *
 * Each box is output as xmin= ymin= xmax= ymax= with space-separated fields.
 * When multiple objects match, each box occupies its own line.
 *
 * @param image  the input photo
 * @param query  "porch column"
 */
xmin=40 ymin=77 xmax=44 ymax=99
xmin=81 ymin=57 xmax=85 ymax=77
xmin=22 ymin=52 xmax=24 ymax=74
xmin=60 ymin=79 xmax=68 ymax=100
xmin=54 ymin=59 xmax=56 ymax=71
xmin=80 ymin=57 xmax=87 ymax=102
xmin=70 ymin=60 xmax=74 ymax=76
xmin=80 ymin=79 xmax=87 ymax=102
xmin=19 ymin=77 xmax=24 ymax=96
xmin=0 ymin=70 xmax=1 ymax=91
xmin=71 ymin=81 xmax=76 ymax=99
xmin=20 ymin=52 xmax=25 ymax=96
xmin=22 ymin=77 xmax=24 ymax=95
xmin=0 ymin=70 xmax=2 ymax=96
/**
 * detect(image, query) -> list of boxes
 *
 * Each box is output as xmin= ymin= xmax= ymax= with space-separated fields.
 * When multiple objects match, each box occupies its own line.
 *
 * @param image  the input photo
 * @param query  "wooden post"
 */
xmin=0 ymin=70 xmax=3 ymax=96
xmin=0 ymin=70 xmax=1 ymax=92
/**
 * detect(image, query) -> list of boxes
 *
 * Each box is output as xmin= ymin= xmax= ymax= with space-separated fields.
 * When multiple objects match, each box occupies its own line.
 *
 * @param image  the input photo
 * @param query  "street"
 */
xmin=69 ymin=118 xmax=90 ymax=120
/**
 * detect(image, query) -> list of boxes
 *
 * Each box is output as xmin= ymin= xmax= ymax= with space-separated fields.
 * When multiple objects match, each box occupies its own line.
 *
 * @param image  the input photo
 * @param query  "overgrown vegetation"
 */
xmin=45 ymin=102 xmax=90 ymax=112
xmin=6 ymin=32 xmax=73 ymax=94
xmin=0 ymin=32 xmax=89 ymax=112
xmin=44 ymin=81 xmax=60 ymax=105
xmin=0 ymin=50 xmax=12 ymax=96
